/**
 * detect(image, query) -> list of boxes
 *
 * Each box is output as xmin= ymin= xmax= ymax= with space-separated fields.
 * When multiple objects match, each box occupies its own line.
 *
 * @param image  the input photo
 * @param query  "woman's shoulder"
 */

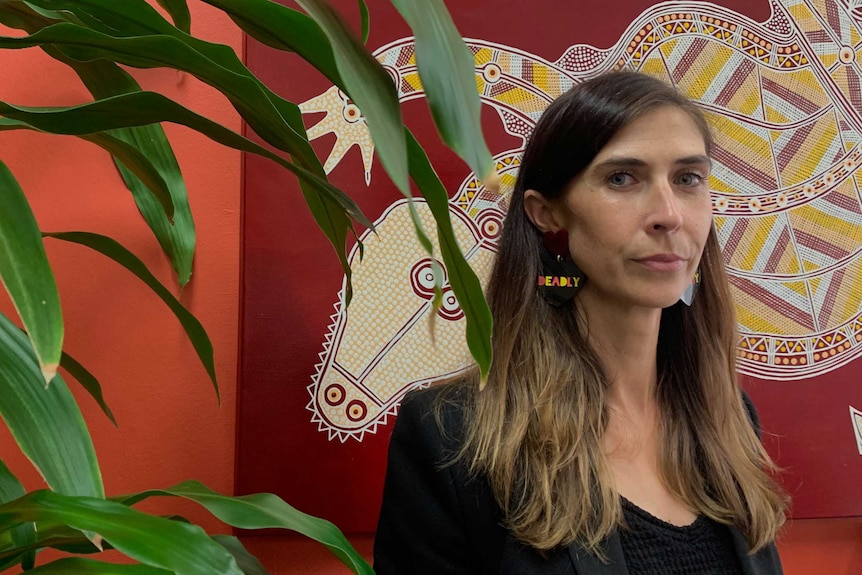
xmin=395 ymin=381 xmax=475 ymax=449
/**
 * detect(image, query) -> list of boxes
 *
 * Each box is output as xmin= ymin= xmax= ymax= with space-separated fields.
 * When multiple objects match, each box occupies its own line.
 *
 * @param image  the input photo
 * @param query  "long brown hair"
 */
xmin=448 ymin=71 xmax=787 ymax=557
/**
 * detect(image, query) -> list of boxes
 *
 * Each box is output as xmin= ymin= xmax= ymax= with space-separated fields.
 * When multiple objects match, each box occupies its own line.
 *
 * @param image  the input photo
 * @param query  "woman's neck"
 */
xmin=577 ymin=292 xmax=662 ymax=415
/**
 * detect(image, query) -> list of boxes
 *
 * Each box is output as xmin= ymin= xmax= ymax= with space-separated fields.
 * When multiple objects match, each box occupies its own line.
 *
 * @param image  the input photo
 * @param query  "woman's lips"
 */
xmin=634 ymin=254 xmax=686 ymax=272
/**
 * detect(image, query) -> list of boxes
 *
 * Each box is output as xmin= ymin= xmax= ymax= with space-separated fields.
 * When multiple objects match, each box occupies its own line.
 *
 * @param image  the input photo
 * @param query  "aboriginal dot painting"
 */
xmin=239 ymin=0 xmax=862 ymax=531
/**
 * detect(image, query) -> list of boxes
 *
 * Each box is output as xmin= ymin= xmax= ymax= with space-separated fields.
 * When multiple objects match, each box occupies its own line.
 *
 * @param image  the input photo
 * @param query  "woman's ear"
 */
xmin=523 ymin=189 xmax=562 ymax=232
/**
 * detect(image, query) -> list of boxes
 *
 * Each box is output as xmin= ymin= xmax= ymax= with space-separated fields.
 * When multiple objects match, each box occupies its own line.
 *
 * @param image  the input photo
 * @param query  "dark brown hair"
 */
xmin=451 ymin=71 xmax=786 ymax=556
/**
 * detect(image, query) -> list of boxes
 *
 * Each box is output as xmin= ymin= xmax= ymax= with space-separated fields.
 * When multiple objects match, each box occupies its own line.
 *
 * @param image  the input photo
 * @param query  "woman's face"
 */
xmin=553 ymin=105 xmax=713 ymax=311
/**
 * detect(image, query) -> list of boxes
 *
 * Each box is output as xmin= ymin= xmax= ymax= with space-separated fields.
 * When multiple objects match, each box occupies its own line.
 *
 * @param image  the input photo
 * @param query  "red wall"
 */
xmin=0 ymin=2 xmax=859 ymax=574
xmin=0 ymin=2 xmax=241 ymax=533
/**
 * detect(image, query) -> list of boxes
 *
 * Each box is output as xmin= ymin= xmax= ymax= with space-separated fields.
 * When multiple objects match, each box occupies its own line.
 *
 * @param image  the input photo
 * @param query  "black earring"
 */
xmin=538 ymin=230 xmax=586 ymax=306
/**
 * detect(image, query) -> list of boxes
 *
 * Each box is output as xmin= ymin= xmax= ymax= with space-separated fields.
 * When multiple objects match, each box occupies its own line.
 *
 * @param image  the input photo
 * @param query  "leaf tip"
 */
xmin=483 ymin=168 xmax=501 ymax=194
xmin=41 ymin=363 xmax=59 ymax=386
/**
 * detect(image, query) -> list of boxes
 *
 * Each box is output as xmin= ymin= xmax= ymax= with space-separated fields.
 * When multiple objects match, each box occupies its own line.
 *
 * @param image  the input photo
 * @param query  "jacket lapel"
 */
xmin=728 ymin=527 xmax=784 ymax=575
xmin=568 ymin=531 xmax=629 ymax=575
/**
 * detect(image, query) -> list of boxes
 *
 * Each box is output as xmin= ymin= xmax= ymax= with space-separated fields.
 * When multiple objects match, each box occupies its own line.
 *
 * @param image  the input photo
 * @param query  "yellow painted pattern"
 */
xmin=729 ymin=73 xmax=764 ymax=117
xmin=639 ymin=51 xmax=670 ymax=79
xmin=402 ymin=71 xmax=423 ymax=92
xmin=788 ymin=185 xmax=862 ymax=264
xmin=831 ymin=66 xmax=861 ymax=111
xmin=728 ymin=214 xmax=801 ymax=273
xmin=531 ymin=64 xmax=553 ymax=96
xmin=708 ymin=111 xmax=775 ymax=164
xmin=473 ymin=47 xmax=493 ymax=66
xmin=834 ymin=258 xmax=862 ymax=325
xmin=668 ymin=43 xmax=735 ymax=101
xmin=732 ymin=283 xmax=813 ymax=335
xmin=778 ymin=114 xmax=840 ymax=186
xmin=495 ymin=86 xmax=549 ymax=114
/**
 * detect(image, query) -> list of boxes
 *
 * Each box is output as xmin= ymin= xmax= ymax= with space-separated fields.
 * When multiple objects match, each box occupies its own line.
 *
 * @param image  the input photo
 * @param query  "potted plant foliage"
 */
xmin=0 ymin=1 xmax=496 ymax=573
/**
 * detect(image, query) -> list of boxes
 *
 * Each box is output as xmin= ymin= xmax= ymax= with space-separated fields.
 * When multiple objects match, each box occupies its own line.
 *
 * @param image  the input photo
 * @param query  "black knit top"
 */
xmin=619 ymin=498 xmax=743 ymax=575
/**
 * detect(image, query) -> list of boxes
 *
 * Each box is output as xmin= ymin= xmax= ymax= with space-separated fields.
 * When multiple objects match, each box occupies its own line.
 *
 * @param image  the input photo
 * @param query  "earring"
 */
xmin=679 ymin=268 xmax=701 ymax=306
xmin=538 ymin=230 xmax=586 ymax=306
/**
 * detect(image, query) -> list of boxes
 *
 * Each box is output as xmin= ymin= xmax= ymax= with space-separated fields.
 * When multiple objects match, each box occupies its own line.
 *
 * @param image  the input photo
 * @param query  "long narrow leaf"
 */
xmin=0 ymin=459 xmax=36 ymax=571
xmin=211 ymin=536 xmax=270 ymax=575
xmin=391 ymin=0 xmax=497 ymax=188
xmin=0 ymin=20 xmax=319 ymax=170
xmin=296 ymin=0 xmax=409 ymax=195
xmin=23 ymin=0 xmax=176 ymax=36
xmin=406 ymin=131 xmax=493 ymax=380
xmin=60 ymin=351 xmax=116 ymax=426
xmin=154 ymin=0 xmax=189 ymax=33
xmin=0 ymin=312 xmax=104 ymax=498
xmin=42 ymin=232 xmax=218 ymax=402
xmin=0 ymin=118 xmax=174 ymax=221
xmin=116 ymin=481 xmax=373 ymax=575
xmin=357 ymin=0 xmax=369 ymax=44
xmin=0 ymin=491 xmax=241 ymax=575
xmin=68 ymin=61 xmax=195 ymax=287
xmin=0 ymin=159 xmax=63 ymax=382
xmin=0 ymin=5 xmax=196 ymax=285
xmin=0 ymin=94 xmax=370 ymax=228
xmin=29 ymin=0 xmax=361 ymax=287
xmin=0 ymin=17 xmax=357 ymax=289
xmin=21 ymin=558 xmax=171 ymax=575
xmin=199 ymin=0 xmax=340 ymax=83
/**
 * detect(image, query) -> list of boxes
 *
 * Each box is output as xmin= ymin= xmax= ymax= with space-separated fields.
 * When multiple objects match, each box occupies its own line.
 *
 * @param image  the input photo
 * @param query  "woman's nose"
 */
xmin=645 ymin=180 xmax=684 ymax=232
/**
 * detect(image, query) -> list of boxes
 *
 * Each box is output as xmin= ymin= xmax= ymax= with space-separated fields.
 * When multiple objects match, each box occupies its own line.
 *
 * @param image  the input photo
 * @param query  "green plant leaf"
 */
xmin=357 ymin=0 xmax=369 ymax=44
xmin=406 ymin=131 xmax=493 ymax=380
xmin=21 ymin=0 xmax=176 ymax=36
xmin=0 ymin=19 xmax=319 ymax=169
xmin=115 ymin=481 xmax=373 ymax=575
xmin=0 ymin=17 xmax=357 ymax=290
xmin=199 ymin=0 xmax=340 ymax=83
xmin=60 ymin=351 xmax=116 ymax=426
xmin=390 ymin=0 xmax=497 ymax=188
xmin=0 ymin=312 xmax=104 ymax=498
xmin=296 ymin=0 xmax=409 ymax=195
xmin=154 ymin=0 xmax=189 ymax=33
xmin=211 ymin=536 xmax=270 ymax=575
xmin=18 ymin=558 xmax=171 ymax=575
xmin=0 ymin=94 xmax=372 ymax=239
xmin=0 ymin=118 xmax=174 ymax=222
xmin=0 ymin=490 xmax=241 ymax=575
xmin=0 ymin=159 xmax=63 ymax=382
xmin=42 ymin=232 xmax=218 ymax=402
xmin=71 ymin=64 xmax=195 ymax=286
xmin=0 ymin=4 xmax=197 ymax=286
xmin=0 ymin=459 xmax=36 ymax=571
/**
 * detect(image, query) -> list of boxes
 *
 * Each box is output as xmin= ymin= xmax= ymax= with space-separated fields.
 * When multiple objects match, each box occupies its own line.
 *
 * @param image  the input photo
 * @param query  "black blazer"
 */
xmin=373 ymin=385 xmax=783 ymax=575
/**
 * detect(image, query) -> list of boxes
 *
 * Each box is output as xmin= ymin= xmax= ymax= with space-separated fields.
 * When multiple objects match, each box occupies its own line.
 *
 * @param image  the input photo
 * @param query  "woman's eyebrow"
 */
xmin=591 ymin=155 xmax=712 ymax=170
xmin=676 ymin=154 xmax=712 ymax=168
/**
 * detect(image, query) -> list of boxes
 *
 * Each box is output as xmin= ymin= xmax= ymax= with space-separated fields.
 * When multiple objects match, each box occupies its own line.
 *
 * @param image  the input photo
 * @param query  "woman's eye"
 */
xmin=608 ymin=172 xmax=633 ymax=186
xmin=677 ymin=172 xmax=705 ymax=186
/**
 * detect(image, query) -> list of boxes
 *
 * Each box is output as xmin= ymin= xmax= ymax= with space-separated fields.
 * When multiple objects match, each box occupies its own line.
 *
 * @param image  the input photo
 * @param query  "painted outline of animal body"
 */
xmin=302 ymin=0 xmax=862 ymax=441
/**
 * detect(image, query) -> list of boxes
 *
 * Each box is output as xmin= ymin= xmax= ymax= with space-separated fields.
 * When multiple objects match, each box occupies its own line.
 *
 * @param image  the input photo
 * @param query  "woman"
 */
xmin=374 ymin=71 xmax=788 ymax=574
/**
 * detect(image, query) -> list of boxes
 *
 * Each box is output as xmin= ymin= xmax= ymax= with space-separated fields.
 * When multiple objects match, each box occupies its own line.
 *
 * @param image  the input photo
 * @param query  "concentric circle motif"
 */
xmin=437 ymin=287 xmax=465 ymax=321
xmin=324 ymin=384 xmax=346 ymax=406
xmin=342 ymin=103 xmax=362 ymax=124
xmin=410 ymin=258 xmax=444 ymax=300
xmin=839 ymin=46 xmax=855 ymax=64
xmin=346 ymin=399 xmax=367 ymax=422
xmin=476 ymin=209 xmax=504 ymax=240
xmin=482 ymin=62 xmax=502 ymax=84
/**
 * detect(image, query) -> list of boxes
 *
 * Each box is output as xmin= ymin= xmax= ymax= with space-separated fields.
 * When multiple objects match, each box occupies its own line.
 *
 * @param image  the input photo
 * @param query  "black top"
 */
xmin=619 ymin=498 xmax=742 ymax=575
xmin=373 ymin=385 xmax=783 ymax=575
